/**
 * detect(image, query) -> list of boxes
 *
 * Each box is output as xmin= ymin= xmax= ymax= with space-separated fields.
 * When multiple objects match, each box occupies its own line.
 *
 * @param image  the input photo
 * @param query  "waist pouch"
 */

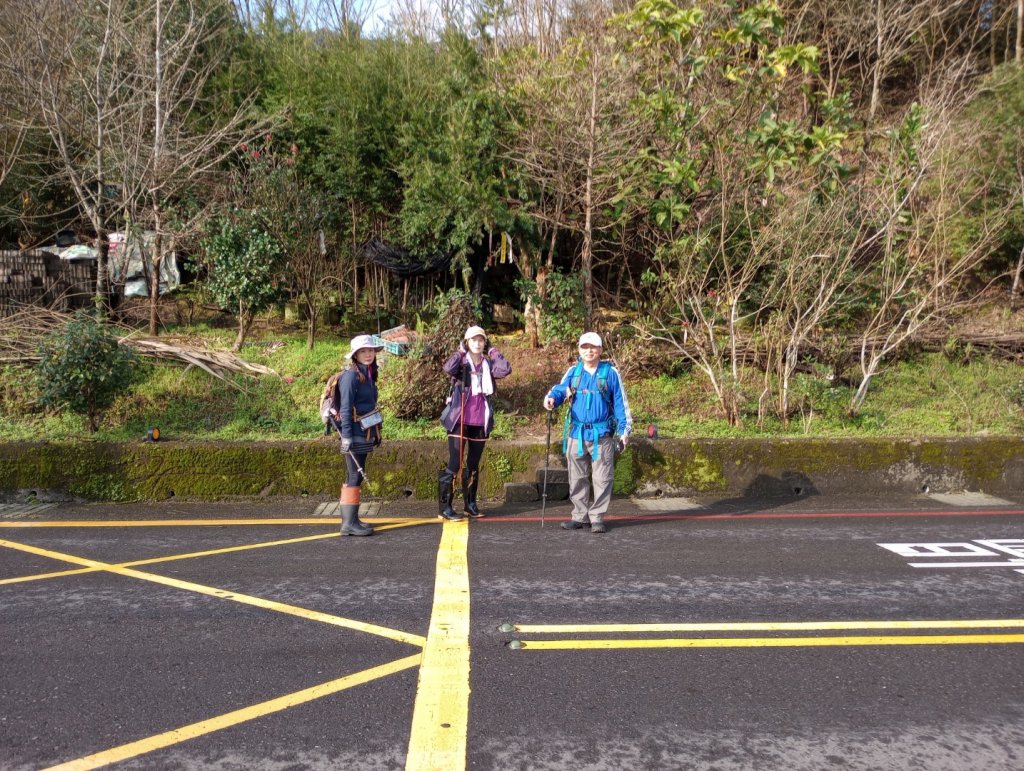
xmin=356 ymin=409 xmax=383 ymax=430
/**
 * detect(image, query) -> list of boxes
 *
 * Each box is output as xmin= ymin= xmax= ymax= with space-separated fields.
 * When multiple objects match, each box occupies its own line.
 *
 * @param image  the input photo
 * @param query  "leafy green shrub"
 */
xmin=515 ymin=271 xmax=585 ymax=344
xmin=200 ymin=216 xmax=285 ymax=350
xmin=418 ymin=288 xmax=482 ymax=334
xmin=35 ymin=313 xmax=143 ymax=432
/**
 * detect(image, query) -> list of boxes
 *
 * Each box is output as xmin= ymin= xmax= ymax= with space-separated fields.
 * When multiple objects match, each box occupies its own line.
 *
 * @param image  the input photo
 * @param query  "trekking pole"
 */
xmin=540 ymin=408 xmax=552 ymax=528
xmin=346 ymin=450 xmax=369 ymax=484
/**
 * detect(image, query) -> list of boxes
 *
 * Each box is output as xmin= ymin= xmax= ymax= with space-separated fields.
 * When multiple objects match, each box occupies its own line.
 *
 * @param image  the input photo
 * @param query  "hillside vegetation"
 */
xmin=2 ymin=309 xmax=1021 ymax=443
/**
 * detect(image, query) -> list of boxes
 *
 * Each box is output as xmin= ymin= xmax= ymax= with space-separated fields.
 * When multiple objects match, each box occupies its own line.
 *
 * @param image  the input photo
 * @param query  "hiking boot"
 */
xmin=463 ymin=469 xmax=484 ymax=518
xmin=590 ymin=523 xmax=607 ymax=534
xmin=340 ymin=504 xmax=373 ymax=536
xmin=561 ymin=520 xmax=586 ymax=530
xmin=438 ymin=468 xmax=463 ymax=521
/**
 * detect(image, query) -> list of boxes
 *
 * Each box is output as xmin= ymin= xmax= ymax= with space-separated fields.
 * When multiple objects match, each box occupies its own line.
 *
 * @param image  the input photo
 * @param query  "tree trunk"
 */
xmin=582 ymin=65 xmax=599 ymax=330
xmin=307 ymin=304 xmax=317 ymax=350
xmin=850 ymin=351 xmax=883 ymax=415
xmin=87 ymin=393 xmax=99 ymax=432
xmin=1017 ymin=0 xmax=1023 ymax=63
xmin=1010 ymin=242 xmax=1024 ymax=309
xmin=148 ymin=0 xmax=164 ymax=336
xmin=233 ymin=304 xmax=252 ymax=351
xmin=525 ymin=264 xmax=547 ymax=349
xmin=869 ymin=0 xmax=883 ymax=120
xmin=350 ymin=203 xmax=359 ymax=313
xmin=93 ymin=229 xmax=110 ymax=314
xmin=149 ymin=213 xmax=163 ymax=336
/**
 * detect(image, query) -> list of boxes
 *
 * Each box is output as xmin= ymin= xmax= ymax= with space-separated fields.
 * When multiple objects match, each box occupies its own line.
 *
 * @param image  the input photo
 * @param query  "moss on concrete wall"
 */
xmin=0 ymin=437 xmax=1020 ymax=502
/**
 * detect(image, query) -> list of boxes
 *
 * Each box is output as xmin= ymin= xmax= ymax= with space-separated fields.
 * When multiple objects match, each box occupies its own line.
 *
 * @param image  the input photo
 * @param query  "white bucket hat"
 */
xmin=464 ymin=325 xmax=487 ymax=340
xmin=578 ymin=332 xmax=603 ymax=348
xmin=347 ymin=334 xmax=384 ymax=360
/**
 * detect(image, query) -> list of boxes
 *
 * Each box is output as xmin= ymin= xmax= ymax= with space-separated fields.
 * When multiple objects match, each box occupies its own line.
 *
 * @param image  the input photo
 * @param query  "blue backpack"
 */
xmin=563 ymin=360 xmax=616 ymax=452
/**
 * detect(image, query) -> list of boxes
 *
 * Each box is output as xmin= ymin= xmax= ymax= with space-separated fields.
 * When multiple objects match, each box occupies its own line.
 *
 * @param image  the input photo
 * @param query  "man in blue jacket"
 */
xmin=543 ymin=332 xmax=633 ymax=533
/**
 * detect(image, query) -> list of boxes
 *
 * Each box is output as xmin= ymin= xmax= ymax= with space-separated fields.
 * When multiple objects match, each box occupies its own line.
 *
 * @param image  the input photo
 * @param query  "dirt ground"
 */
xmin=487 ymin=335 xmax=577 ymax=439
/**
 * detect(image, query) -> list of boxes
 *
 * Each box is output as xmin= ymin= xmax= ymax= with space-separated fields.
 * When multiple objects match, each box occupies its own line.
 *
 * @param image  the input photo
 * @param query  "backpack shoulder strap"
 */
xmin=567 ymin=360 xmax=584 ymax=404
xmin=596 ymin=362 xmax=614 ymax=409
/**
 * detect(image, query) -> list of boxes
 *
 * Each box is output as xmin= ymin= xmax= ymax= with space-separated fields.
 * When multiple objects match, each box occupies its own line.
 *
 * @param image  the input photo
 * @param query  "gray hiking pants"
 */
xmin=566 ymin=435 xmax=616 ymax=524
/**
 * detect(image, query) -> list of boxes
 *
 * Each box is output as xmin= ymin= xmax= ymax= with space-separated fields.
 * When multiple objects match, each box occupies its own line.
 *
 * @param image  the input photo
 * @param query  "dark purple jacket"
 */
xmin=442 ymin=347 xmax=511 ymax=437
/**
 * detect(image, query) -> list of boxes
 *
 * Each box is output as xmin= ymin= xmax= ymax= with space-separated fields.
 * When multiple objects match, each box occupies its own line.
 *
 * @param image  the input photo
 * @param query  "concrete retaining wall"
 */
xmin=0 ymin=437 xmax=1021 ymax=503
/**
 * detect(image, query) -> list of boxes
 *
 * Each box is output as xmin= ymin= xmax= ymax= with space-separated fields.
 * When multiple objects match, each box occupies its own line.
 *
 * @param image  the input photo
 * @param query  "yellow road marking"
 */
xmin=515 ymin=619 xmax=1024 ymax=634
xmin=406 ymin=520 xmax=471 ymax=771
xmin=0 ymin=531 xmax=341 ymax=586
xmin=0 ymin=538 xmax=426 ymax=647
xmin=0 ymin=520 xmax=431 ymax=586
xmin=518 ymin=634 xmax=1024 ymax=650
xmin=0 ymin=518 xmax=432 ymax=528
xmin=43 ymin=654 xmax=422 ymax=771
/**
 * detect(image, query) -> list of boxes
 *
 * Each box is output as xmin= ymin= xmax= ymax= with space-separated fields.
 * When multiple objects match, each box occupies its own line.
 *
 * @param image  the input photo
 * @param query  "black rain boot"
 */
xmin=437 ymin=469 xmax=463 ymax=521
xmin=463 ymin=470 xmax=483 ymax=518
xmin=341 ymin=503 xmax=373 ymax=536
xmin=340 ymin=486 xmax=373 ymax=536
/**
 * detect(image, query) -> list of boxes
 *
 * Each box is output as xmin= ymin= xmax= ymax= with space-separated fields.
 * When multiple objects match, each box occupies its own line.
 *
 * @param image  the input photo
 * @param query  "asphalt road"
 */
xmin=2 ymin=492 xmax=1023 ymax=770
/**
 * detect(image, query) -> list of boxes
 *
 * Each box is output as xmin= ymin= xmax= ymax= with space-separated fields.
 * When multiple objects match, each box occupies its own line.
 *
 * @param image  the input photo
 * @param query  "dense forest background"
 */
xmin=1 ymin=0 xmax=1023 ymax=427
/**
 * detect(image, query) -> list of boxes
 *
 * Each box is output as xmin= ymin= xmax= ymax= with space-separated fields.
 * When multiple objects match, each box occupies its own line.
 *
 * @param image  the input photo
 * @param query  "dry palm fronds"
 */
xmin=0 ymin=307 xmax=276 ymax=388
xmin=125 ymin=337 xmax=276 ymax=384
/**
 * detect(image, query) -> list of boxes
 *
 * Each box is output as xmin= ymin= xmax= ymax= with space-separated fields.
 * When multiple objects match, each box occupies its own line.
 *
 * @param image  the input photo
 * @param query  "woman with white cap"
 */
xmin=328 ymin=334 xmax=384 ymax=536
xmin=438 ymin=325 xmax=511 ymax=519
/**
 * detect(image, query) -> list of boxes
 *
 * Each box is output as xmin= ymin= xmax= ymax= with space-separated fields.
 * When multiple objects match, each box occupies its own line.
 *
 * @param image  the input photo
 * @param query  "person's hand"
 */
xmin=543 ymin=396 xmax=555 ymax=411
xmin=487 ymin=346 xmax=501 ymax=358
xmin=617 ymin=434 xmax=628 ymax=453
xmin=340 ymin=437 xmax=351 ymax=453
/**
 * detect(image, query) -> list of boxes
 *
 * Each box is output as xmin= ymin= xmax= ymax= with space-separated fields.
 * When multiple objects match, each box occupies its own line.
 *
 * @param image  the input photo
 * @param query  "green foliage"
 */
xmin=395 ymin=32 xmax=518 ymax=273
xmin=200 ymin=216 xmax=285 ymax=318
xmin=515 ymin=271 xmax=585 ymax=345
xmin=1009 ymin=379 xmax=1024 ymax=412
xmin=957 ymin=65 xmax=1024 ymax=280
xmin=420 ymin=289 xmax=483 ymax=334
xmin=1 ymin=325 xmax=1022 ymax=442
xmin=34 ymin=313 xmax=143 ymax=432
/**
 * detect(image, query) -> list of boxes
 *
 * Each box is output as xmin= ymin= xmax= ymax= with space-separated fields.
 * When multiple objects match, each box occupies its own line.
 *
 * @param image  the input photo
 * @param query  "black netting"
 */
xmin=358 ymin=239 xmax=451 ymax=277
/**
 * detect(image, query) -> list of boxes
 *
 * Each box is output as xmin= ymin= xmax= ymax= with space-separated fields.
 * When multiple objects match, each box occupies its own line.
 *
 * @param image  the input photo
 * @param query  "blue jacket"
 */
xmin=334 ymin=363 xmax=378 ymax=442
xmin=547 ymin=361 xmax=633 ymax=453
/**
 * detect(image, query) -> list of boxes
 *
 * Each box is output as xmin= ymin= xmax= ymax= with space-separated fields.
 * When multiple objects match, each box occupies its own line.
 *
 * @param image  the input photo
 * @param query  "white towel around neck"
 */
xmin=468 ymin=356 xmax=494 ymax=396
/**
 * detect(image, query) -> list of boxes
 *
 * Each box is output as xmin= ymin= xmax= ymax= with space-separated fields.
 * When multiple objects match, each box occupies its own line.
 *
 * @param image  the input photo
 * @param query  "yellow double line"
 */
xmin=406 ymin=519 xmax=472 ymax=771
xmin=509 ymin=619 xmax=1024 ymax=650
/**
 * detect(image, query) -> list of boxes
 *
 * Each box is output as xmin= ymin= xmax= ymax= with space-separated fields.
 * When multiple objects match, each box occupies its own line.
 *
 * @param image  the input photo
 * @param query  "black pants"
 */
xmin=446 ymin=423 xmax=485 ymax=476
xmin=345 ymin=451 xmax=368 ymax=487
